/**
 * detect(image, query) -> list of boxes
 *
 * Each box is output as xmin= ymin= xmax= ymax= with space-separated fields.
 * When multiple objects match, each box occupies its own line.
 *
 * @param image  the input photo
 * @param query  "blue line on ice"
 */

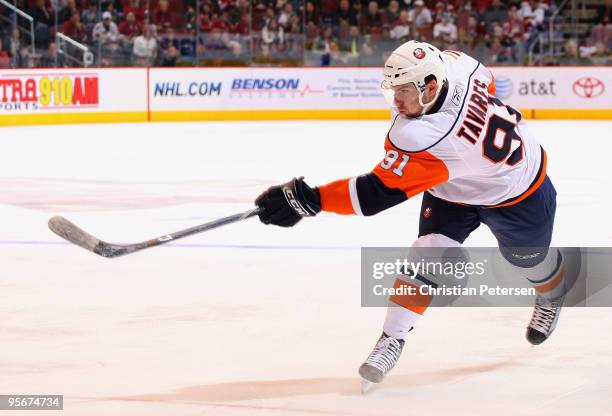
xmin=0 ymin=240 xmax=359 ymax=251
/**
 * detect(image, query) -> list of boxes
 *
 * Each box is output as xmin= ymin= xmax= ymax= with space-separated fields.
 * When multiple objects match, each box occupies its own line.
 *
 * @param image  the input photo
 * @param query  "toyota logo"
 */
xmin=572 ymin=77 xmax=605 ymax=99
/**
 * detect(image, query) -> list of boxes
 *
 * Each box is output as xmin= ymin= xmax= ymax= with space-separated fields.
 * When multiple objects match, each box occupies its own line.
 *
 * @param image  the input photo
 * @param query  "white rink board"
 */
xmin=0 ymin=66 xmax=610 ymax=125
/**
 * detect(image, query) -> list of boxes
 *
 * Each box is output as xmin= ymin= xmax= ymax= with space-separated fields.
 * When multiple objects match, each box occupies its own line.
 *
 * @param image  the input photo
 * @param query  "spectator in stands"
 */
xmin=433 ymin=12 xmax=457 ymax=46
xmin=558 ymin=39 xmax=590 ymax=65
xmin=119 ymin=11 xmax=142 ymax=42
xmin=8 ymin=29 xmax=21 ymax=62
xmin=595 ymin=0 xmax=611 ymax=25
xmin=261 ymin=18 xmax=285 ymax=53
xmin=203 ymin=26 xmax=231 ymax=64
xmin=337 ymin=0 xmax=358 ymax=26
xmin=320 ymin=0 xmax=339 ymax=22
xmin=528 ymin=0 xmax=547 ymax=26
xmin=159 ymin=27 xmax=179 ymax=50
xmin=503 ymin=6 xmax=524 ymax=42
xmin=123 ymin=0 xmax=147 ymax=25
xmin=277 ymin=2 xmax=295 ymax=31
xmin=199 ymin=8 xmax=212 ymax=32
xmin=62 ymin=11 xmax=87 ymax=43
xmin=226 ymin=39 xmax=246 ymax=63
xmin=305 ymin=20 xmax=319 ymax=47
xmin=433 ymin=1 xmax=446 ymax=24
xmin=501 ymin=5 xmax=524 ymax=62
xmin=585 ymin=41 xmax=610 ymax=65
xmin=311 ymin=25 xmax=335 ymax=65
xmin=30 ymin=0 xmax=51 ymax=27
xmin=232 ymin=12 xmax=251 ymax=35
xmin=185 ymin=5 xmax=197 ymax=33
xmin=56 ymin=0 xmax=78 ymax=25
xmin=211 ymin=10 xmax=231 ymax=32
xmin=361 ymin=1 xmax=383 ymax=35
xmin=265 ymin=5 xmax=276 ymax=28
xmin=236 ymin=0 xmax=249 ymax=16
xmin=455 ymin=1 xmax=472 ymax=38
xmin=409 ymin=0 xmax=433 ymax=39
xmin=483 ymin=0 xmax=508 ymax=28
xmin=359 ymin=33 xmax=381 ymax=66
xmin=106 ymin=0 xmax=124 ymax=20
xmin=587 ymin=15 xmax=612 ymax=50
xmin=81 ymin=2 xmax=100 ymax=37
xmin=93 ymin=11 xmax=120 ymax=48
xmin=0 ymin=40 xmax=10 ymax=68
xmin=152 ymin=0 xmax=175 ymax=34
xmin=218 ymin=0 xmax=239 ymax=11
xmin=288 ymin=14 xmax=301 ymax=34
xmin=518 ymin=0 xmax=531 ymax=19
xmin=339 ymin=24 xmax=361 ymax=62
xmin=390 ymin=9 xmax=410 ymax=41
xmin=30 ymin=0 xmax=52 ymax=48
xmin=384 ymin=1 xmax=401 ymax=26
xmin=17 ymin=45 xmax=34 ymax=67
xmin=158 ymin=36 xmax=179 ymax=66
xmin=50 ymin=0 xmax=68 ymax=18
xmin=305 ymin=1 xmax=320 ymax=26
xmin=250 ymin=2 xmax=264 ymax=30
xmin=470 ymin=32 xmax=489 ymax=63
xmin=133 ymin=24 xmax=157 ymax=65
xmin=338 ymin=17 xmax=350 ymax=39
xmin=39 ymin=41 xmax=61 ymax=67
xmin=102 ymin=1 xmax=121 ymax=24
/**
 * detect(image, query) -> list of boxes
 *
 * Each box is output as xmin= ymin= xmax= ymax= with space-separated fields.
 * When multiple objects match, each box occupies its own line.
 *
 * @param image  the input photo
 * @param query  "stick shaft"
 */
xmin=130 ymin=207 xmax=262 ymax=251
xmin=49 ymin=207 xmax=263 ymax=258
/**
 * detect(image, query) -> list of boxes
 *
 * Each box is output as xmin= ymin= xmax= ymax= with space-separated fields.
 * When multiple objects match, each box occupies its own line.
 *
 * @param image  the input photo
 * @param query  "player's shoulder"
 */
xmin=442 ymin=50 xmax=493 ymax=87
xmin=386 ymin=110 xmax=458 ymax=153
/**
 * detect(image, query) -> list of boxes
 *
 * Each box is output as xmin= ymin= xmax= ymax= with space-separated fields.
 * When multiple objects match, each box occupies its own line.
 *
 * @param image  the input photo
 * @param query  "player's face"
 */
xmin=392 ymin=84 xmax=422 ymax=117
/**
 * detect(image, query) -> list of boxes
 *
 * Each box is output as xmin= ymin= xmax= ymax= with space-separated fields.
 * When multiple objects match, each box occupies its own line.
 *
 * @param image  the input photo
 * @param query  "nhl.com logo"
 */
xmin=572 ymin=77 xmax=605 ymax=99
xmin=493 ymin=77 xmax=513 ymax=100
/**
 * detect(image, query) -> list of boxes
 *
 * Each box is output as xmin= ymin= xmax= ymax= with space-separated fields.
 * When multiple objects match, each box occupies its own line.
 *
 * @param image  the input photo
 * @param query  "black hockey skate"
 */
xmin=527 ymin=294 xmax=565 ymax=345
xmin=358 ymin=332 xmax=404 ymax=393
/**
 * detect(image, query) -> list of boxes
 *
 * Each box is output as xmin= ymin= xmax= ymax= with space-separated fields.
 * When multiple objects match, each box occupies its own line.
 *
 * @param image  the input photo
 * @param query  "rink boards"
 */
xmin=0 ymin=66 xmax=610 ymax=126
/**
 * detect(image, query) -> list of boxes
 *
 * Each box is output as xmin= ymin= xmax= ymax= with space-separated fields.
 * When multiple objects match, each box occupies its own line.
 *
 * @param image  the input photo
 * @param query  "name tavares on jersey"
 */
xmin=455 ymin=79 xmax=490 ymax=144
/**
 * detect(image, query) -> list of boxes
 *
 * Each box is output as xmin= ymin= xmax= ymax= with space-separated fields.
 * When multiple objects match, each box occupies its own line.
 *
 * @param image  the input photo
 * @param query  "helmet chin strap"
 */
xmin=415 ymin=80 xmax=444 ymax=116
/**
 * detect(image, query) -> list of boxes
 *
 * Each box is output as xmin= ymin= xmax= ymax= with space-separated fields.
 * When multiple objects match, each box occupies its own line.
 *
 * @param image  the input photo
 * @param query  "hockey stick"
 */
xmin=48 ymin=207 xmax=262 ymax=258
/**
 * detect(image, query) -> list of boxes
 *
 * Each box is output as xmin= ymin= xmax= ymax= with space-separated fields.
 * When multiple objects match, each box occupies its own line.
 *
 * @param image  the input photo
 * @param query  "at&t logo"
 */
xmin=572 ymin=77 xmax=604 ymax=99
xmin=493 ymin=77 xmax=513 ymax=100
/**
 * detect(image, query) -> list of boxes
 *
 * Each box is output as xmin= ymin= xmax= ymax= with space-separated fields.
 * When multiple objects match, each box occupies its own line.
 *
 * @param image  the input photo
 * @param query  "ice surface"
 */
xmin=0 ymin=120 xmax=611 ymax=415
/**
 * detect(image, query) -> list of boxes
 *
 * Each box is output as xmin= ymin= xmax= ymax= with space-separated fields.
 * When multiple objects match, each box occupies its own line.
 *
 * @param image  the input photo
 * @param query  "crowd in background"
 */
xmin=0 ymin=0 xmax=610 ymax=68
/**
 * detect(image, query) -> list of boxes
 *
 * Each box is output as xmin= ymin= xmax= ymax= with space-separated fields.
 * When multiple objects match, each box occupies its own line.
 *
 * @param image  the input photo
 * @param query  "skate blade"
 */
xmin=361 ymin=379 xmax=375 ymax=394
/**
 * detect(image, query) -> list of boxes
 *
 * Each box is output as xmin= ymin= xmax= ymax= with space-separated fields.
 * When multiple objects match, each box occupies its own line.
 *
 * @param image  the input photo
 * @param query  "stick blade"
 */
xmin=48 ymin=216 xmax=103 ymax=254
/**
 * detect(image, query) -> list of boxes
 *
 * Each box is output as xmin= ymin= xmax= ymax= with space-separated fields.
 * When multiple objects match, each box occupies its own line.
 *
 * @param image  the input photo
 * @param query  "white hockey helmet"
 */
xmin=382 ymin=40 xmax=447 ymax=115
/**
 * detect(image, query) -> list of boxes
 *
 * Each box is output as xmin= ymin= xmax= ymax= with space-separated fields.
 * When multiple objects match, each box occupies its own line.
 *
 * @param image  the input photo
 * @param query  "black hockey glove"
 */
xmin=255 ymin=177 xmax=321 ymax=227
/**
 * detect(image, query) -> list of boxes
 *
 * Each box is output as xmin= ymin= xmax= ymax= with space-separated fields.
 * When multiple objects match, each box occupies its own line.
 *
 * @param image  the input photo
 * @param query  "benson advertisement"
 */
xmin=148 ymin=67 xmax=389 ymax=121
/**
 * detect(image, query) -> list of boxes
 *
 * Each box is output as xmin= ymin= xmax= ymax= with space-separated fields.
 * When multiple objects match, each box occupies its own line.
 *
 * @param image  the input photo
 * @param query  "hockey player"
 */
xmin=254 ymin=41 xmax=565 ymax=391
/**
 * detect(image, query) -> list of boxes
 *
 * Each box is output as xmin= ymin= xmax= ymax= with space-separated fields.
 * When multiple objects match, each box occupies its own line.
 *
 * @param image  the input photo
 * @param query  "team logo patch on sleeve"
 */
xmin=413 ymin=48 xmax=426 ymax=59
